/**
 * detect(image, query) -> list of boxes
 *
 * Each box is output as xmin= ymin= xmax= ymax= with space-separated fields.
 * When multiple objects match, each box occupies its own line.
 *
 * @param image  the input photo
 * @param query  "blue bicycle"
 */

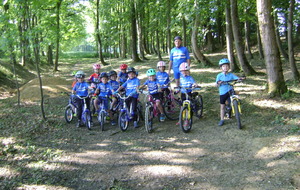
xmin=97 ymin=96 xmax=112 ymax=131
xmin=76 ymin=94 xmax=92 ymax=130
xmin=64 ymin=94 xmax=77 ymax=123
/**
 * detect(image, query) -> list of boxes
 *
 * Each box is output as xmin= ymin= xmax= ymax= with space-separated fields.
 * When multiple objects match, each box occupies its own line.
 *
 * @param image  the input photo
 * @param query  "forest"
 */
xmin=0 ymin=0 xmax=299 ymax=189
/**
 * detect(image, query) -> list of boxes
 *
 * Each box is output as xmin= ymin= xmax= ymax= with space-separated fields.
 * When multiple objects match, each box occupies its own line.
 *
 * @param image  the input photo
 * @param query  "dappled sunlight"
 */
xmin=26 ymin=161 xmax=61 ymax=171
xmin=132 ymin=165 xmax=193 ymax=176
xmin=1 ymin=137 xmax=16 ymax=145
xmin=253 ymin=99 xmax=300 ymax=111
xmin=17 ymin=185 xmax=71 ymax=190
xmin=73 ymin=150 xmax=113 ymax=164
xmin=141 ymin=150 xmax=179 ymax=160
xmin=190 ymin=67 xmax=220 ymax=74
xmin=0 ymin=167 xmax=20 ymax=178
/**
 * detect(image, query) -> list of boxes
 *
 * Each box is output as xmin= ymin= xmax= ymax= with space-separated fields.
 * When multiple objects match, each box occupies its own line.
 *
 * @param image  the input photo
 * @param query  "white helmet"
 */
xmin=157 ymin=61 xmax=166 ymax=68
xmin=179 ymin=62 xmax=190 ymax=71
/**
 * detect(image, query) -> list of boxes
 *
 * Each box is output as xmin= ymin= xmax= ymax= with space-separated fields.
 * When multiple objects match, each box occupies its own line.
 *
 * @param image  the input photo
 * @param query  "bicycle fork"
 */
xmin=182 ymin=100 xmax=192 ymax=119
xmin=230 ymin=96 xmax=242 ymax=114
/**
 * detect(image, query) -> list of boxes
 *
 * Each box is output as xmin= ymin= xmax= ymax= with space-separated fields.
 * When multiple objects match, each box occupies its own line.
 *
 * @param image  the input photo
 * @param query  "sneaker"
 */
xmin=160 ymin=114 xmax=165 ymax=122
xmin=218 ymin=120 xmax=224 ymax=126
xmin=134 ymin=121 xmax=139 ymax=128
xmin=111 ymin=120 xmax=116 ymax=126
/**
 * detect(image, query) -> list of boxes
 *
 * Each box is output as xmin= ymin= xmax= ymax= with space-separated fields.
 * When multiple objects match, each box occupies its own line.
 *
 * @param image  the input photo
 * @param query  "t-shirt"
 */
xmin=122 ymin=77 xmax=140 ymax=98
xmin=109 ymin=80 xmax=120 ymax=91
xmin=143 ymin=79 xmax=160 ymax=95
xmin=156 ymin=71 xmax=170 ymax=89
xmin=180 ymin=75 xmax=195 ymax=93
xmin=216 ymin=72 xmax=239 ymax=95
xmin=89 ymin=73 xmax=101 ymax=83
xmin=73 ymin=82 xmax=89 ymax=96
xmin=118 ymin=71 xmax=128 ymax=84
xmin=97 ymin=82 xmax=113 ymax=97
xmin=169 ymin=46 xmax=190 ymax=68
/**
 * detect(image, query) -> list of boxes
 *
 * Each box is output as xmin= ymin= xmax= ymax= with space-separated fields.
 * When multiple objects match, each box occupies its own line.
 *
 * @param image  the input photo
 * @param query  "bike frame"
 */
xmin=224 ymin=80 xmax=242 ymax=115
xmin=76 ymin=95 xmax=91 ymax=125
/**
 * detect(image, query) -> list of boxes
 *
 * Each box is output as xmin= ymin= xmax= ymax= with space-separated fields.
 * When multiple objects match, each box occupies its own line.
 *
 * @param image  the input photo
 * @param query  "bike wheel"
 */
xmin=118 ymin=112 xmax=129 ymax=131
xmin=90 ymin=98 xmax=96 ymax=116
xmin=98 ymin=111 xmax=106 ymax=131
xmin=179 ymin=106 xmax=193 ymax=133
xmin=85 ymin=111 xmax=92 ymax=130
xmin=145 ymin=105 xmax=153 ymax=133
xmin=194 ymin=95 xmax=203 ymax=118
xmin=233 ymin=99 xmax=242 ymax=129
xmin=163 ymin=99 xmax=181 ymax=120
xmin=64 ymin=105 xmax=73 ymax=123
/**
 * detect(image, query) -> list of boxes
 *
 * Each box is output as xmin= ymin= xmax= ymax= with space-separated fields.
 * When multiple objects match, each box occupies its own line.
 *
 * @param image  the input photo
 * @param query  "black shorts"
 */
xmin=151 ymin=93 xmax=162 ymax=101
xmin=220 ymin=92 xmax=230 ymax=104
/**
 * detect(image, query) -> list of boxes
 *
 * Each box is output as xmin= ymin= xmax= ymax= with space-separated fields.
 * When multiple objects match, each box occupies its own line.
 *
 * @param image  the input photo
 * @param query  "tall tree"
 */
xmin=257 ymin=0 xmax=287 ymax=96
xmin=287 ymin=0 xmax=300 ymax=81
xmin=130 ymin=1 xmax=141 ymax=62
xmin=54 ymin=0 xmax=62 ymax=71
xmin=230 ymin=0 xmax=256 ymax=75
xmin=95 ymin=0 xmax=107 ymax=65
xmin=274 ymin=10 xmax=289 ymax=63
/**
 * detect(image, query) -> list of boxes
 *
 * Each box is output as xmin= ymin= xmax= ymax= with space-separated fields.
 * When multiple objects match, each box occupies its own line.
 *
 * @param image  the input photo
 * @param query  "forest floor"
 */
xmin=0 ymin=53 xmax=299 ymax=190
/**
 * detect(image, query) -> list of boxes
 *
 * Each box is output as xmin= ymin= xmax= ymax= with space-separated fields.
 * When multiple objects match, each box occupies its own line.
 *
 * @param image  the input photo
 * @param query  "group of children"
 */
xmin=71 ymin=58 xmax=244 ymax=129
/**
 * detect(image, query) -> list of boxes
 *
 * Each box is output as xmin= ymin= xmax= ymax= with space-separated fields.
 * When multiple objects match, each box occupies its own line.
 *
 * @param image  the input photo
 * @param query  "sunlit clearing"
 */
xmin=17 ymin=185 xmax=71 ymax=190
xmin=0 ymin=167 xmax=20 ymax=177
xmin=255 ymin=136 xmax=300 ymax=160
xmin=253 ymin=99 xmax=300 ymax=111
xmin=135 ymin=165 xmax=192 ymax=176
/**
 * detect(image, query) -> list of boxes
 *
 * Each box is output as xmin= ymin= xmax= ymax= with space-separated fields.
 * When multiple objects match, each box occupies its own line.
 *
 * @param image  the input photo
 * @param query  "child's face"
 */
xmin=158 ymin=66 xmax=165 ymax=72
xmin=77 ymin=77 xmax=84 ymax=83
xmin=94 ymin=68 xmax=100 ymax=73
xmin=128 ymin=72 xmax=135 ymax=79
xmin=149 ymin=75 xmax=156 ymax=81
xmin=110 ymin=74 xmax=117 ymax=81
xmin=174 ymin=39 xmax=182 ymax=48
xmin=101 ymin=77 xmax=108 ymax=83
xmin=181 ymin=70 xmax=189 ymax=76
xmin=221 ymin=64 xmax=229 ymax=73
xmin=121 ymin=69 xmax=126 ymax=73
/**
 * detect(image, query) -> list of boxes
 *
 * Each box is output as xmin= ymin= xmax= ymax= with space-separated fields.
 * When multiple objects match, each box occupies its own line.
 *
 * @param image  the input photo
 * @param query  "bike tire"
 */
xmin=145 ymin=105 xmax=153 ymax=133
xmin=118 ymin=111 xmax=129 ymax=131
xmin=99 ymin=110 xmax=105 ymax=131
xmin=90 ymin=98 xmax=96 ymax=116
xmin=163 ymin=99 xmax=181 ymax=120
xmin=85 ymin=111 xmax=92 ymax=130
xmin=233 ymin=99 xmax=242 ymax=129
xmin=64 ymin=105 xmax=73 ymax=123
xmin=179 ymin=106 xmax=193 ymax=133
xmin=194 ymin=95 xmax=203 ymax=118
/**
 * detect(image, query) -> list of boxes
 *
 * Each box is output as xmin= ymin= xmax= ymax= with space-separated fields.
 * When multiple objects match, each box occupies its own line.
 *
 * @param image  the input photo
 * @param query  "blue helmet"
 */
xmin=219 ymin=58 xmax=230 ymax=66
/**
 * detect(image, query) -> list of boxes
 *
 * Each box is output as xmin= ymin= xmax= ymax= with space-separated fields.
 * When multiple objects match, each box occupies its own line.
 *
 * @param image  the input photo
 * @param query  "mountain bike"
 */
xmin=76 ymin=94 xmax=92 ymax=130
xmin=177 ymin=87 xmax=203 ymax=133
xmin=115 ymin=92 xmax=143 ymax=131
xmin=222 ymin=79 xmax=243 ymax=129
xmin=64 ymin=94 xmax=77 ymax=123
xmin=97 ymin=96 xmax=111 ymax=131
xmin=162 ymin=86 xmax=181 ymax=121
xmin=140 ymin=89 xmax=162 ymax=133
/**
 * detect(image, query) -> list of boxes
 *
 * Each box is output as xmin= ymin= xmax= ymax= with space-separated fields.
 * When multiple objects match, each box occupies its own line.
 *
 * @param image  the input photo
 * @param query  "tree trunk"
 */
xmin=256 ymin=24 xmax=264 ymax=59
xmin=225 ymin=0 xmax=239 ymax=71
xmin=287 ymin=0 xmax=300 ymax=81
xmin=244 ymin=16 xmax=253 ymax=59
xmin=47 ymin=44 xmax=54 ymax=65
xmin=206 ymin=25 xmax=215 ymax=52
xmin=136 ymin=0 xmax=147 ymax=60
xmin=130 ymin=1 xmax=141 ymax=62
xmin=230 ymin=0 xmax=256 ymax=75
xmin=156 ymin=29 xmax=162 ymax=60
xmin=191 ymin=12 xmax=213 ymax=67
xmin=257 ymin=0 xmax=287 ymax=96
xmin=54 ymin=0 xmax=62 ymax=72
xmin=166 ymin=0 xmax=172 ymax=53
xmin=274 ymin=11 xmax=289 ymax=63
xmin=95 ymin=0 xmax=107 ymax=65
xmin=182 ymin=17 xmax=187 ymax=47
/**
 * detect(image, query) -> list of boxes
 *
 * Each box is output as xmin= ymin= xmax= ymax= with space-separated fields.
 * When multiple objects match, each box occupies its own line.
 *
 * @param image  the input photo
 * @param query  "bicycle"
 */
xmin=75 ymin=94 xmax=92 ymax=130
xmin=221 ymin=79 xmax=243 ymax=129
xmin=64 ymin=94 xmax=77 ymax=123
xmin=177 ymin=87 xmax=203 ymax=133
xmin=162 ymin=86 xmax=181 ymax=121
xmin=115 ymin=92 xmax=143 ymax=131
xmin=140 ymin=89 xmax=163 ymax=133
xmin=97 ymin=96 xmax=112 ymax=131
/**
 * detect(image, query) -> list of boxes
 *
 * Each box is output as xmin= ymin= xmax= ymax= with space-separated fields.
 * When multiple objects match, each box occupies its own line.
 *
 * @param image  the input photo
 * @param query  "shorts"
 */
xmin=220 ymin=92 xmax=230 ymax=104
xmin=173 ymin=67 xmax=181 ymax=79
xmin=98 ymin=96 xmax=110 ymax=110
xmin=151 ymin=93 xmax=163 ymax=102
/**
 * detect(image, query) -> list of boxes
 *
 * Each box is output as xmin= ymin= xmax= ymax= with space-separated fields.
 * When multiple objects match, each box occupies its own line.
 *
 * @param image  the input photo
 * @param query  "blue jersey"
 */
xmin=156 ymin=71 xmax=170 ymax=89
xmin=169 ymin=46 xmax=190 ymax=68
xmin=216 ymin=72 xmax=239 ymax=95
xmin=180 ymin=75 xmax=195 ymax=93
xmin=144 ymin=79 xmax=160 ymax=95
xmin=109 ymin=80 xmax=119 ymax=91
xmin=97 ymin=82 xmax=113 ymax=97
xmin=73 ymin=82 xmax=89 ymax=96
xmin=118 ymin=71 xmax=128 ymax=84
xmin=122 ymin=77 xmax=140 ymax=98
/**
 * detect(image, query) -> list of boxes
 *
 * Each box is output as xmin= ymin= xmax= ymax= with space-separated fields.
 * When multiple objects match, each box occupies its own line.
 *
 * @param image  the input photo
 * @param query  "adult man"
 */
xmin=168 ymin=36 xmax=191 ymax=86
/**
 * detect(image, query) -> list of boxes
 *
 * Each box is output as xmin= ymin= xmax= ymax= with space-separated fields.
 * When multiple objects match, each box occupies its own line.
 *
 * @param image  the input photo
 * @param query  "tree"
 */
xmin=257 ymin=0 xmax=287 ymax=96
xmin=95 ymin=0 xmax=107 ymax=65
xmin=130 ymin=1 xmax=141 ymax=62
xmin=287 ymin=0 xmax=300 ymax=81
xmin=54 ymin=0 xmax=62 ymax=72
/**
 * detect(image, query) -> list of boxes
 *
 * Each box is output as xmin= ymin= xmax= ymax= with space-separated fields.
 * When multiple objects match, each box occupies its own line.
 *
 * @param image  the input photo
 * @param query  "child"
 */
xmin=117 ymin=64 xmax=128 ymax=85
xmin=114 ymin=67 xmax=140 ymax=128
xmin=215 ymin=58 xmax=244 ymax=126
xmin=72 ymin=71 xmax=92 ymax=128
xmin=94 ymin=72 xmax=116 ymax=126
xmin=140 ymin=69 xmax=166 ymax=122
xmin=88 ymin=63 xmax=101 ymax=94
xmin=178 ymin=62 xmax=199 ymax=99
xmin=108 ymin=70 xmax=120 ymax=112
xmin=156 ymin=61 xmax=170 ymax=100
